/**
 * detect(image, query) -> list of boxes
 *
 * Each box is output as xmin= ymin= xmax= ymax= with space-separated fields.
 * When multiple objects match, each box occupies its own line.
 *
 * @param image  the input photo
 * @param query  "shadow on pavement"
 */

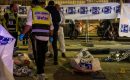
xmin=53 ymin=67 xmax=92 ymax=80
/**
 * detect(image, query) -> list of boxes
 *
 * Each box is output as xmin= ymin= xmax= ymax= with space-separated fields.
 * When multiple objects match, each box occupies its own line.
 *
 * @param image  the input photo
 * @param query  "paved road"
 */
xmin=14 ymin=39 xmax=130 ymax=80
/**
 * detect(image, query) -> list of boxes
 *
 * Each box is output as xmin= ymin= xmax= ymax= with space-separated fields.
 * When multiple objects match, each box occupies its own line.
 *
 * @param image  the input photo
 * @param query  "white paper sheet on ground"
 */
xmin=0 ymin=24 xmax=15 ymax=75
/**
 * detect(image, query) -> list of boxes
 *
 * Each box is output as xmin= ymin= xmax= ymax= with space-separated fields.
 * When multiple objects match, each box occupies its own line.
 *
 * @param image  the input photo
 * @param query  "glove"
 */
xmin=49 ymin=36 xmax=53 ymax=43
xmin=19 ymin=34 xmax=25 ymax=41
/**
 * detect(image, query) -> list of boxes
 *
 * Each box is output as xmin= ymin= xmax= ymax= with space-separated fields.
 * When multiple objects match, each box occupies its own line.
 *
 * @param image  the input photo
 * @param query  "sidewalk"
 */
xmin=65 ymin=38 xmax=130 ymax=52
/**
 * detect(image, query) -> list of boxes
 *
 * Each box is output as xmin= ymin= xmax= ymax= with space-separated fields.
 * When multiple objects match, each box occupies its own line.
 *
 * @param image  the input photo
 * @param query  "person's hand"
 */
xmin=19 ymin=34 xmax=25 ymax=41
xmin=49 ymin=36 xmax=53 ymax=43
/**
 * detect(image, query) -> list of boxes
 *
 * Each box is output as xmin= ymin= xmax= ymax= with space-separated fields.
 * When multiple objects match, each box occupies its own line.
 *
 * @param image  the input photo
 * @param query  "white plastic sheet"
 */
xmin=70 ymin=48 xmax=102 ymax=72
xmin=0 ymin=57 xmax=15 ymax=80
xmin=119 ymin=3 xmax=130 ymax=37
xmin=0 ymin=24 xmax=15 ymax=79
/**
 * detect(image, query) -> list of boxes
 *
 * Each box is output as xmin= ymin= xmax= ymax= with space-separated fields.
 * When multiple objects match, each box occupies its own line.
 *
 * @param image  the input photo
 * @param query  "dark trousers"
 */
xmin=31 ymin=37 xmax=48 ymax=74
xmin=10 ymin=32 xmax=18 ymax=47
xmin=52 ymin=31 xmax=58 ymax=62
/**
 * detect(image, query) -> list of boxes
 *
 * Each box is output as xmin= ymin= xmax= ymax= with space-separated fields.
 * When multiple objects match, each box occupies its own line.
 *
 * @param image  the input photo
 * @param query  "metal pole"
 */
xmin=120 ymin=0 xmax=123 ymax=7
xmin=86 ymin=20 xmax=89 ymax=43
xmin=86 ymin=20 xmax=93 ymax=47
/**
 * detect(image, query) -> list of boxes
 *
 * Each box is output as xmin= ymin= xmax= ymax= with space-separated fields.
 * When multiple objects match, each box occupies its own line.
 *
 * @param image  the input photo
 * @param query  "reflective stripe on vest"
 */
xmin=32 ymin=6 xmax=51 ymax=25
xmin=32 ymin=24 xmax=50 ymax=36
xmin=32 ymin=29 xmax=49 ymax=33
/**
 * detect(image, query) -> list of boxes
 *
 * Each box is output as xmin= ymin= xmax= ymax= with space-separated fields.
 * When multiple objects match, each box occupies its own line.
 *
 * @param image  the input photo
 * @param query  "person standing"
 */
xmin=3 ymin=3 xmax=18 ymax=47
xmin=46 ymin=0 xmax=61 ymax=65
xmin=55 ymin=4 xmax=66 ymax=58
xmin=19 ymin=0 xmax=54 ymax=80
xmin=100 ymin=20 xmax=114 ymax=40
xmin=68 ymin=19 xmax=75 ymax=39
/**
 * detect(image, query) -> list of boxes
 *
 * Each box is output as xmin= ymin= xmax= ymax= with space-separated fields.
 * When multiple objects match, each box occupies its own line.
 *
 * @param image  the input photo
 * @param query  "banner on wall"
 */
xmin=18 ymin=6 xmax=30 ymax=18
xmin=0 ymin=5 xmax=30 ymax=18
xmin=119 ymin=3 xmax=130 ymax=37
xmin=61 ymin=3 xmax=120 ymax=20
xmin=0 ymin=3 xmax=120 ymax=19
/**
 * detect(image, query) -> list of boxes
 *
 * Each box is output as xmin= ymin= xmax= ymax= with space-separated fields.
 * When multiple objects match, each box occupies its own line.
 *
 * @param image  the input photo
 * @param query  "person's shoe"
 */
xmin=62 ymin=53 xmax=66 ymax=58
xmin=54 ymin=61 xmax=58 ymax=65
xmin=37 ymin=73 xmax=48 ymax=80
xmin=48 ymin=53 xmax=53 ymax=58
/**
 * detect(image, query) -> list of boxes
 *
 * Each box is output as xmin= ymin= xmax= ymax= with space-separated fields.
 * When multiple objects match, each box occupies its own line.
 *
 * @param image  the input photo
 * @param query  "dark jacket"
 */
xmin=45 ymin=5 xmax=61 ymax=32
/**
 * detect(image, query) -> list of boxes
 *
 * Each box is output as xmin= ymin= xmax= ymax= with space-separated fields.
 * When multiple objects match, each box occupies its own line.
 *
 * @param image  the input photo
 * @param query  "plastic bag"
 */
xmin=70 ymin=48 xmax=102 ymax=72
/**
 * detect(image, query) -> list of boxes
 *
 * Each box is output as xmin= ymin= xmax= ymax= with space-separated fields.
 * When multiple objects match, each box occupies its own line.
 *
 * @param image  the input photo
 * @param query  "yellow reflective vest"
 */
xmin=3 ymin=10 xmax=18 ymax=32
xmin=32 ymin=6 xmax=51 ymax=36
xmin=32 ymin=6 xmax=51 ymax=25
